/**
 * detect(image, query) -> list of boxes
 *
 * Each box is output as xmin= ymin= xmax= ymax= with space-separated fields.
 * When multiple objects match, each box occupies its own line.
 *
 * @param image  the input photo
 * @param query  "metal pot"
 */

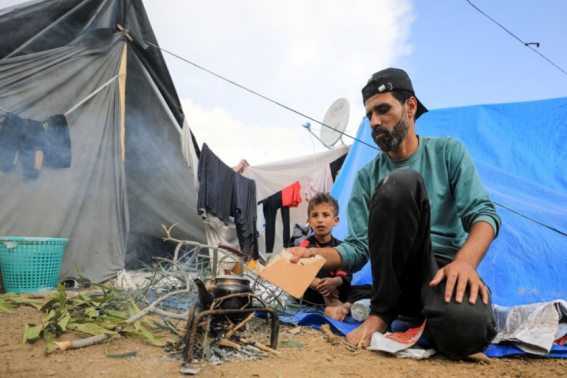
xmin=194 ymin=275 xmax=252 ymax=310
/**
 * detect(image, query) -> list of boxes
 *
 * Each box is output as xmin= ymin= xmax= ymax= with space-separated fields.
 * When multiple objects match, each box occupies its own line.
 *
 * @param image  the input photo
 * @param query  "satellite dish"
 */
xmin=303 ymin=98 xmax=350 ymax=149
xmin=320 ymin=98 xmax=350 ymax=148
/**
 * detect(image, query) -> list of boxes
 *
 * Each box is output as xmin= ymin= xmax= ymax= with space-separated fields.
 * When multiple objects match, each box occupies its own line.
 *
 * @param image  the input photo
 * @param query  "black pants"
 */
xmin=368 ymin=169 xmax=496 ymax=359
xmin=262 ymin=191 xmax=290 ymax=253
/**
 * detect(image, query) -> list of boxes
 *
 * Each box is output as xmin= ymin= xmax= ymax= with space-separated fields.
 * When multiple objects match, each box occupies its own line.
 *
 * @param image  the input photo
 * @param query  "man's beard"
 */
xmin=372 ymin=114 xmax=409 ymax=152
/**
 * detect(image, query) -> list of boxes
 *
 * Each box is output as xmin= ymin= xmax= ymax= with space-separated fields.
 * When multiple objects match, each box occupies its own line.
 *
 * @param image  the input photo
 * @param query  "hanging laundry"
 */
xmin=0 ymin=112 xmax=22 ymax=173
xmin=233 ymin=172 xmax=258 ymax=258
xmin=197 ymin=144 xmax=258 ymax=258
xmin=197 ymin=143 xmax=235 ymax=225
xmin=0 ymin=112 xmax=72 ymax=180
xmin=43 ymin=114 xmax=71 ymax=168
xmin=281 ymin=181 xmax=302 ymax=208
xmin=0 ymin=112 xmax=44 ymax=180
xmin=260 ymin=191 xmax=290 ymax=253
xmin=305 ymin=164 xmax=334 ymax=201
xmin=329 ymin=153 xmax=348 ymax=181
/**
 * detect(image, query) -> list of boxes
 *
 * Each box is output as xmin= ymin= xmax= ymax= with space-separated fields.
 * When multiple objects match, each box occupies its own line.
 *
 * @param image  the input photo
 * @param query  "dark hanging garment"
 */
xmin=43 ymin=114 xmax=71 ymax=168
xmin=0 ymin=112 xmax=71 ymax=180
xmin=197 ymin=143 xmax=235 ymax=225
xmin=0 ymin=113 xmax=44 ymax=180
xmin=19 ymin=117 xmax=45 ymax=180
xmin=0 ymin=112 xmax=22 ymax=173
xmin=329 ymin=153 xmax=348 ymax=182
xmin=261 ymin=191 xmax=291 ymax=253
xmin=233 ymin=173 xmax=257 ymax=257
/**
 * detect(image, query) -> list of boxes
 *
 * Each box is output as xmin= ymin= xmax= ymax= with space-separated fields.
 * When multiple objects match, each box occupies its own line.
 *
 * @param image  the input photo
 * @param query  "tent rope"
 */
xmin=65 ymin=73 xmax=126 ymax=116
xmin=144 ymin=40 xmax=379 ymax=152
xmin=494 ymin=201 xmax=567 ymax=238
xmin=143 ymin=41 xmax=567 ymax=240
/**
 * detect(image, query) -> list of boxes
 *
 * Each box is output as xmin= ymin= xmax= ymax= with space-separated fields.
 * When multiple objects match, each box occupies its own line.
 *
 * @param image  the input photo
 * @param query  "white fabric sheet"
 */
xmin=242 ymin=145 xmax=350 ymax=201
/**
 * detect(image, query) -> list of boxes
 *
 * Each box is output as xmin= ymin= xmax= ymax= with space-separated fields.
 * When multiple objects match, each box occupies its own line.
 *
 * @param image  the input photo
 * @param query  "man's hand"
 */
xmin=429 ymin=260 xmax=489 ymax=305
xmin=316 ymin=277 xmax=342 ymax=297
xmin=287 ymin=247 xmax=314 ymax=263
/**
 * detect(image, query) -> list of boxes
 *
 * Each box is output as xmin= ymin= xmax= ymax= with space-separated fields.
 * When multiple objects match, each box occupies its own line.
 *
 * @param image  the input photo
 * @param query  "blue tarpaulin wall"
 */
xmin=330 ymin=97 xmax=567 ymax=307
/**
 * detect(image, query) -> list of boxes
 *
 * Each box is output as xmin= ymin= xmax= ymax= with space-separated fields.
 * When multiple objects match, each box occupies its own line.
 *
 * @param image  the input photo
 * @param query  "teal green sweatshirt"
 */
xmin=335 ymin=136 xmax=501 ymax=272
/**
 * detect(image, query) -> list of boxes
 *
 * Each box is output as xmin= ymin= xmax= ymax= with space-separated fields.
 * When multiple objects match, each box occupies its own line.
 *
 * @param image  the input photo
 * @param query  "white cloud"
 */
xmin=1 ymin=0 xmax=415 ymax=165
xmin=144 ymin=0 xmax=414 ymax=165
xmin=182 ymin=98 xmax=320 ymax=167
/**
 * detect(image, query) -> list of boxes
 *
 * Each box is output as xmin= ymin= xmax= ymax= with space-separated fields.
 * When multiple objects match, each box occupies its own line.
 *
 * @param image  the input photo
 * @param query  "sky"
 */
xmin=1 ymin=0 xmax=566 ymax=166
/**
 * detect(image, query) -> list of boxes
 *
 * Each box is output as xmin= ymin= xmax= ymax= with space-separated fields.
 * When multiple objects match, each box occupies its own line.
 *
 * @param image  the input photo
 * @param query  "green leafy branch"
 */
xmin=21 ymin=283 xmax=188 ymax=355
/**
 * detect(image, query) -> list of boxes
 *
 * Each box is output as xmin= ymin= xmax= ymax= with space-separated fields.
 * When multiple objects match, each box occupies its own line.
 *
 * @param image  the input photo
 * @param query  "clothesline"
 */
xmin=0 ymin=73 xmax=125 ymax=118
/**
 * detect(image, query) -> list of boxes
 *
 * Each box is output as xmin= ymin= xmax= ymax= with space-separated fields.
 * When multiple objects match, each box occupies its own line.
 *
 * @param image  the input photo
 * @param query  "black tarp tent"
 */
xmin=0 ymin=0 xmax=206 ymax=282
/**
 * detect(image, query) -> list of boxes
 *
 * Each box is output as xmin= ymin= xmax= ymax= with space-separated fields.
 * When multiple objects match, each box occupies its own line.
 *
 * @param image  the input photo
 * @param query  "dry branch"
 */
xmin=240 ymin=338 xmax=281 ymax=356
xmin=217 ymin=339 xmax=241 ymax=350
xmin=224 ymin=312 xmax=255 ymax=339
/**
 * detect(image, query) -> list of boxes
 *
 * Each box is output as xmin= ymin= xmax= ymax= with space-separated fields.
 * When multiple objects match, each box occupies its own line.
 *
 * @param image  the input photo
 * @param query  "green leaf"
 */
xmin=204 ymin=338 xmax=211 ymax=360
xmin=23 ymin=323 xmax=42 ymax=343
xmin=84 ymin=307 xmax=100 ymax=318
xmin=127 ymin=299 xmax=153 ymax=326
xmin=56 ymin=284 xmax=67 ymax=309
xmin=40 ymin=298 xmax=59 ymax=311
xmin=103 ymin=309 xmax=129 ymax=319
xmin=68 ymin=322 xmax=117 ymax=336
xmin=121 ymin=331 xmax=148 ymax=340
xmin=78 ymin=294 xmax=93 ymax=302
xmin=278 ymin=340 xmax=306 ymax=349
xmin=9 ymin=296 xmax=43 ymax=306
xmin=42 ymin=310 xmax=56 ymax=326
xmin=44 ymin=332 xmax=56 ymax=355
xmin=0 ymin=299 xmax=15 ymax=313
xmin=57 ymin=312 xmax=71 ymax=332
xmin=127 ymin=299 xmax=141 ymax=317
xmin=135 ymin=322 xmax=165 ymax=346
xmin=101 ymin=315 xmax=127 ymax=324
xmin=106 ymin=350 xmax=138 ymax=359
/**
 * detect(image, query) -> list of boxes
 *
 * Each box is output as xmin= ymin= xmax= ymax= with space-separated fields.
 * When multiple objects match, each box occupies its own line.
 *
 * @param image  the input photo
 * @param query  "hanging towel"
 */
xmin=281 ymin=181 xmax=302 ymax=207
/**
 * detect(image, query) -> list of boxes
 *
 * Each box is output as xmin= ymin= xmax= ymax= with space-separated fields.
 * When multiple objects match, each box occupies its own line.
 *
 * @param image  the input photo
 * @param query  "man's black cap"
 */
xmin=362 ymin=68 xmax=428 ymax=120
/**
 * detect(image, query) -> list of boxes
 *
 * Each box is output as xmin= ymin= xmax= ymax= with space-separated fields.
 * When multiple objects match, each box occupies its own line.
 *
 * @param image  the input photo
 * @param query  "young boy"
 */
xmin=298 ymin=193 xmax=372 ymax=321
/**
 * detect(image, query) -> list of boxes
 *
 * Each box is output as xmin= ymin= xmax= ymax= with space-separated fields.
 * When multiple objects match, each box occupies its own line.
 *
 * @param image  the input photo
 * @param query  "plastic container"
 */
xmin=0 ymin=237 xmax=68 ymax=293
xmin=351 ymin=298 xmax=371 ymax=322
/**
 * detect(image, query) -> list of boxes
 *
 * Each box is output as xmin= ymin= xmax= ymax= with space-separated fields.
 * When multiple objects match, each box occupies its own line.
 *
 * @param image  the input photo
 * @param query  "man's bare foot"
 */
xmin=346 ymin=315 xmax=388 ymax=348
xmin=325 ymin=306 xmax=349 ymax=322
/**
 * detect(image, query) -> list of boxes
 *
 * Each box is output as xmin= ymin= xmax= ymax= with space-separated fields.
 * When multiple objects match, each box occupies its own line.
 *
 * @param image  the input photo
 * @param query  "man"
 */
xmin=289 ymin=68 xmax=500 ymax=359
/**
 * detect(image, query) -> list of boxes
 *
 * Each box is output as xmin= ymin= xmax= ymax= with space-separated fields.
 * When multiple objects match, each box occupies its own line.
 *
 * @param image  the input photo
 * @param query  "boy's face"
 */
xmin=308 ymin=203 xmax=339 ymax=239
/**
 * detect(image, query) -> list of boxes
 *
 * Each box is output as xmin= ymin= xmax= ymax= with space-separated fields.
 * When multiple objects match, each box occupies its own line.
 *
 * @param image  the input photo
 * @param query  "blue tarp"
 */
xmin=278 ymin=311 xmax=567 ymax=358
xmin=330 ymin=97 xmax=567 ymax=306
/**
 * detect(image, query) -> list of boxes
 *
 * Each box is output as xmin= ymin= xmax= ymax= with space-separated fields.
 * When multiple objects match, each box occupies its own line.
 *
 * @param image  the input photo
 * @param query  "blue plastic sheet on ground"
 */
xmin=484 ymin=344 xmax=567 ymax=358
xmin=279 ymin=310 xmax=567 ymax=358
xmin=145 ymin=289 xmax=195 ymax=310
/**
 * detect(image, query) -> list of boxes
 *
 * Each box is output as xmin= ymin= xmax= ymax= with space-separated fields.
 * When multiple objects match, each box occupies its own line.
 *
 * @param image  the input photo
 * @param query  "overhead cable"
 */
xmin=494 ymin=201 xmax=567 ymax=238
xmin=144 ymin=40 xmax=379 ymax=151
xmin=145 ymin=40 xmax=567 ymax=239
xmin=465 ymin=0 xmax=567 ymax=77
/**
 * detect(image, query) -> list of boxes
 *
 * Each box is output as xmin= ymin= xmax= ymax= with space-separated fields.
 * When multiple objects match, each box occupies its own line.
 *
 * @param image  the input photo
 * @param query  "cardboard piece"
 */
xmin=256 ymin=250 xmax=326 ymax=299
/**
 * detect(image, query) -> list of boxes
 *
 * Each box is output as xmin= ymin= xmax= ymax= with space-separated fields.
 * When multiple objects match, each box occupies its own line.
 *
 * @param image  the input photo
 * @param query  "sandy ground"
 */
xmin=1 ymin=305 xmax=565 ymax=378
